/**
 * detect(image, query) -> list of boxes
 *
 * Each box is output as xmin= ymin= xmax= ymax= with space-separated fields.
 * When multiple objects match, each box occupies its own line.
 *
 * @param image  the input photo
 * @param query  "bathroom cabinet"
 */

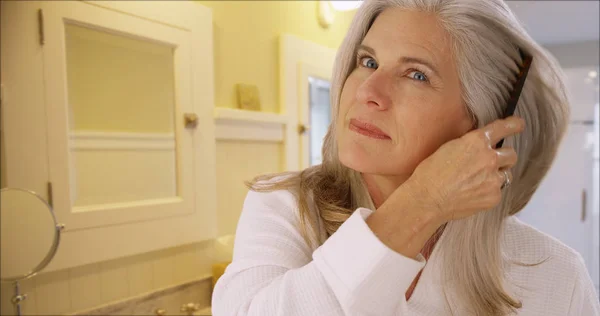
xmin=1 ymin=0 xmax=217 ymax=272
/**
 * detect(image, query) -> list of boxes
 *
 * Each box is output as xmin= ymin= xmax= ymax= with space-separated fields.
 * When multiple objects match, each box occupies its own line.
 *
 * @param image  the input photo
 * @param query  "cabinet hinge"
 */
xmin=38 ymin=9 xmax=45 ymax=46
xmin=47 ymin=181 xmax=53 ymax=208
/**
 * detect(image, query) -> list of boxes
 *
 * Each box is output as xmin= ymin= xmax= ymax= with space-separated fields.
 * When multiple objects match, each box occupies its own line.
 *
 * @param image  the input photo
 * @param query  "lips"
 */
xmin=349 ymin=119 xmax=391 ymax=140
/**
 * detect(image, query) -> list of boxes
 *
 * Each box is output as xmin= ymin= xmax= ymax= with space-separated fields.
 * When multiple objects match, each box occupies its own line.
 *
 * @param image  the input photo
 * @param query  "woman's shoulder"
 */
xmin=242 ymin=174 xmax=300 ymax=217
xmin=503 ymin=215 xmax=587 ymax=273
xmin=238 ymin=173 xmax=327 ymax=252
xmin=502 ymin=217 xmax=599 ymax=314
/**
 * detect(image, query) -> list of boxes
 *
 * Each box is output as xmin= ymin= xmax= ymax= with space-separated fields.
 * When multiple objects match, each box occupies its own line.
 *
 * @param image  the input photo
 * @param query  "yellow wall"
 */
xmin=198 ymin=0 xmax=355 ymax=112
xmin=201 ymin=0 xmax=356 ymax=236
xmin=0 ymin=3 xmax=356 ymax=315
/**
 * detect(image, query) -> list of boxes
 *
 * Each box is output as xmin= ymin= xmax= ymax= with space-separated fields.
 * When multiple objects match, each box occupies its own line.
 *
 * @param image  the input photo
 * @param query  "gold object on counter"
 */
xmin=212 ymin=261 xmax=231 ymax=289
xmin=236 ymin=84 xmax=261 ymax=111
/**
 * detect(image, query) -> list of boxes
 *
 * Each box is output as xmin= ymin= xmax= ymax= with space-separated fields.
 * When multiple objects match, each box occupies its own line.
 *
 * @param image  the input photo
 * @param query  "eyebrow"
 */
xmin=357 ymin=44 xmax=441 ymax=78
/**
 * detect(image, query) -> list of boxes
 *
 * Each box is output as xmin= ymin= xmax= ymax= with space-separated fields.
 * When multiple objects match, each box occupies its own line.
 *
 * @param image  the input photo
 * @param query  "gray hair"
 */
xmin=326 ymin=0 xmax=569 ymax=314
xmin=250 ymin=0 xmax=569 ymax=314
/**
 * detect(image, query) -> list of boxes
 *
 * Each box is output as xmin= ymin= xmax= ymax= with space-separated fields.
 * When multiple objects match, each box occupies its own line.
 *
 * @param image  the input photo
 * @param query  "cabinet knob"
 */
xmin=184 ymin=113 xmax=199 ymax=129
xmin=298 ymin=124 xmax=310 ymax=135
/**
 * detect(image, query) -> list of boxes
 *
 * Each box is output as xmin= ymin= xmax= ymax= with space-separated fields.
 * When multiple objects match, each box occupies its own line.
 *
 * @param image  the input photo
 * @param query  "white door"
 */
xmin=301 ymin=76 xmax=332 ymax=167
xmin=517 ymin=68 xmax=599 ymax=293
xmin=280 ymin=34 xmax=335 ymax=171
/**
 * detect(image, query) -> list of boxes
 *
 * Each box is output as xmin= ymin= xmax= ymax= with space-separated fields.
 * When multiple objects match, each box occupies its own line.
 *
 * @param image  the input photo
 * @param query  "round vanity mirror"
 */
xmin=0 ymin=188 xmax=63 ymax=315
xmin=0 ymin=188 xmax=61 ymax=282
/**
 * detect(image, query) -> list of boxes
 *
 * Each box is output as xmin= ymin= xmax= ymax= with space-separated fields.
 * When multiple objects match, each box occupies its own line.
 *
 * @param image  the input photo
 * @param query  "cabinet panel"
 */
xmin=42 ymin=1 xmax=194 ymax=230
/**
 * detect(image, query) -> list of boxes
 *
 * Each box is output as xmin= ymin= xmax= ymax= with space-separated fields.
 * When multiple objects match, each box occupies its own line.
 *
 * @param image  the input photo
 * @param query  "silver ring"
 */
xmin=501 ymin=170 xmax=511 ymax=190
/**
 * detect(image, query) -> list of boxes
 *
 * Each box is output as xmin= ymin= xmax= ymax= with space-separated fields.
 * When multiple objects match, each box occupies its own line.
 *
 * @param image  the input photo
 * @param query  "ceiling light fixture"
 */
xmin=318 ymin=1 xmax=363 ymax=29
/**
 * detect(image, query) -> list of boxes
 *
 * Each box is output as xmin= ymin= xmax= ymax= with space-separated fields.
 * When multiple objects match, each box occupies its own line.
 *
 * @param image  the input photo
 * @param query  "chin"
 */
xmin=338 ymin=142 xmax=389 ymax=174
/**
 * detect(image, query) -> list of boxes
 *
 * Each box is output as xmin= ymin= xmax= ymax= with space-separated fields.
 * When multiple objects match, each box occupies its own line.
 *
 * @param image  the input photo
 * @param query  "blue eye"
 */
xmin=360 ymin=57 xmax=378 ymax=69
xmin=408 ymin=70 xmax=428 ymax=82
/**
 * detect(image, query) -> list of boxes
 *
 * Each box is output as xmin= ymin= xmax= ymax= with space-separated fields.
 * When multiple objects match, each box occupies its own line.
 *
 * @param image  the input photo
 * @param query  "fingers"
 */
xmin=497 ymin=168 xmax=513 ymax=189
xmin=483 ymin=116 xmax=525 ymax=146
xmin=495 ymin=147 xmax=516 ymax=190
xmin=495 ymin=147 xmax=517 ymax=169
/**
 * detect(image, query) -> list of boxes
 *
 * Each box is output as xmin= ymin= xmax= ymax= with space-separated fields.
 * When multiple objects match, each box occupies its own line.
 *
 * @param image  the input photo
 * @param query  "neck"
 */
xmin=362 ymin=173 xmax=409 ymax=209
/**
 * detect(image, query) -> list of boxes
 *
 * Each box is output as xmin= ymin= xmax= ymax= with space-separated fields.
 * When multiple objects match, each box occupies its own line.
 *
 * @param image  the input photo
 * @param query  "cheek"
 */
xmin=386 ymin=95 xmax=471 ymax=170
xmin=335 ymin=75 xmax=360 ymax=132
xmin=338 ymin=75 xmax=360 ymax=114
xmin=407 ymin=99 xmax=472 ymax=156
xmin=430 ymin=103 xmax=472 ymax=138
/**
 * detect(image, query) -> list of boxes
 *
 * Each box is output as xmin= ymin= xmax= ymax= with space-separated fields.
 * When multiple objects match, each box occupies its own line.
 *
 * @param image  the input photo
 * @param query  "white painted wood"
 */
xmin=214 ymin=107 xmax=288 ymax=124
xmin=2 ymin=1 xmax=217 ymax=271
xmin=279 ymin=34 xmax=336 ymax=171
xmin=215 ymin=120 xmax=284 ymax=142
xmin=214 ymin=108 xmax=286 ymax=142
xmin=82 ymin=1 xmax=198 ymax=31
xmin=42 ymin=0 xmax=194 ymax=231
xmin=188 ymin=2 xmax=219 ymax=256
xmin=1 ymin=1 xmax=51 ymax=197
xmin=70 ymin=132 xmax=175 ymax=150
xmin=70 ymin=149 xmax=177 ymax=207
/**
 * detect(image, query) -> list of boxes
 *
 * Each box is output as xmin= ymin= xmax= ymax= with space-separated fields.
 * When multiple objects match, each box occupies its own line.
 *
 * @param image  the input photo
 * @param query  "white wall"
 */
xmin=544 ymin=40 xmax=599 ymax=69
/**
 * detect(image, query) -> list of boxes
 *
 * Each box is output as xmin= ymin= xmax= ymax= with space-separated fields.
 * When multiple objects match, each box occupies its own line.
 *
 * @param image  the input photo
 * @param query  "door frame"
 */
xmin=279 ymin=34 xmax=336 ymax=171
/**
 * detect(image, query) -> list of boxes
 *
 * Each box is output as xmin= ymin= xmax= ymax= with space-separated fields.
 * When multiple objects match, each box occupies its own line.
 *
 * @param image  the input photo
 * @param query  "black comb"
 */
xmin=495 ymin=49 xmax=533 ymax=148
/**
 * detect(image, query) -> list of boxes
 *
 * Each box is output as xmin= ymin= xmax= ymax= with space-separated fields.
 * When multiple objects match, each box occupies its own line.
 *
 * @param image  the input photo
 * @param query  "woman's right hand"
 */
xmin=404 ymin=116 xmax=525 ymax=223
xmin=367 ymin=116 xmax=525 ymax=259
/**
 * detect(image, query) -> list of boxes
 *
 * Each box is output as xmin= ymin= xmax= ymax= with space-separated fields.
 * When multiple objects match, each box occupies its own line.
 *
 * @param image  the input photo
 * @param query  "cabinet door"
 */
xmin=2 ymin=0 xmax=217 ymax=271
xmin=42 ymin=1 xmax=196 ymax=230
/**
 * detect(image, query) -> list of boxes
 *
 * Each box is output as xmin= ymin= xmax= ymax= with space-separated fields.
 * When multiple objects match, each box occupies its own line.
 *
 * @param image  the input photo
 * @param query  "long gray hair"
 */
xmin=249 ymin=0 xmax=569 ymax=314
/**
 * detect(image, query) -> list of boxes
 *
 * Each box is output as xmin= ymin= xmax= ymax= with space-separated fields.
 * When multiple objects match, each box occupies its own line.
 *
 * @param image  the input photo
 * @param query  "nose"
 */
xmin=355 ymin=69 xmax=393 ymax=111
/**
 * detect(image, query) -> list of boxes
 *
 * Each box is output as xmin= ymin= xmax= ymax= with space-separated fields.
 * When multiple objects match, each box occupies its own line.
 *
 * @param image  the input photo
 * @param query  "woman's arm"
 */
xmin=367 ymin=117 xmax=525 ymax=259
xmin=211 ymin=189 xmax=426 ymax=316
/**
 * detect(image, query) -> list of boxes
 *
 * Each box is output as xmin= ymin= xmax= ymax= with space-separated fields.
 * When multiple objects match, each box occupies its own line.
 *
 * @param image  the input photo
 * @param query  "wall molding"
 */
xmin=70 ymin=131 xmax=175 ymax=150
xmin=213 ymin=107 xmax=288 ymax=142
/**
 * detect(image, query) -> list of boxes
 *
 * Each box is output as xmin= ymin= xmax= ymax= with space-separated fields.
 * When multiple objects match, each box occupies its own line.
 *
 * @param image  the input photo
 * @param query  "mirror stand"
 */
xmin=11 ymin=281 xmax=28 ymax=316
xmin=1 ymin=188 xmax=64 ymax=316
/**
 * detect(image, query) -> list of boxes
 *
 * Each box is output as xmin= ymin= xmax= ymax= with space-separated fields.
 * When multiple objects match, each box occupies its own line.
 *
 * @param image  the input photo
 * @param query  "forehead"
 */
xmin=363 ymin=8 xmax=453 ymax=65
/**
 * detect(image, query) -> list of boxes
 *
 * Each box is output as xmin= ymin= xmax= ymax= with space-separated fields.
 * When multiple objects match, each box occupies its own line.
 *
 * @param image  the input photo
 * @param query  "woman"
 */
xmin=212 ymin=0 xmax=600 ymax=315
